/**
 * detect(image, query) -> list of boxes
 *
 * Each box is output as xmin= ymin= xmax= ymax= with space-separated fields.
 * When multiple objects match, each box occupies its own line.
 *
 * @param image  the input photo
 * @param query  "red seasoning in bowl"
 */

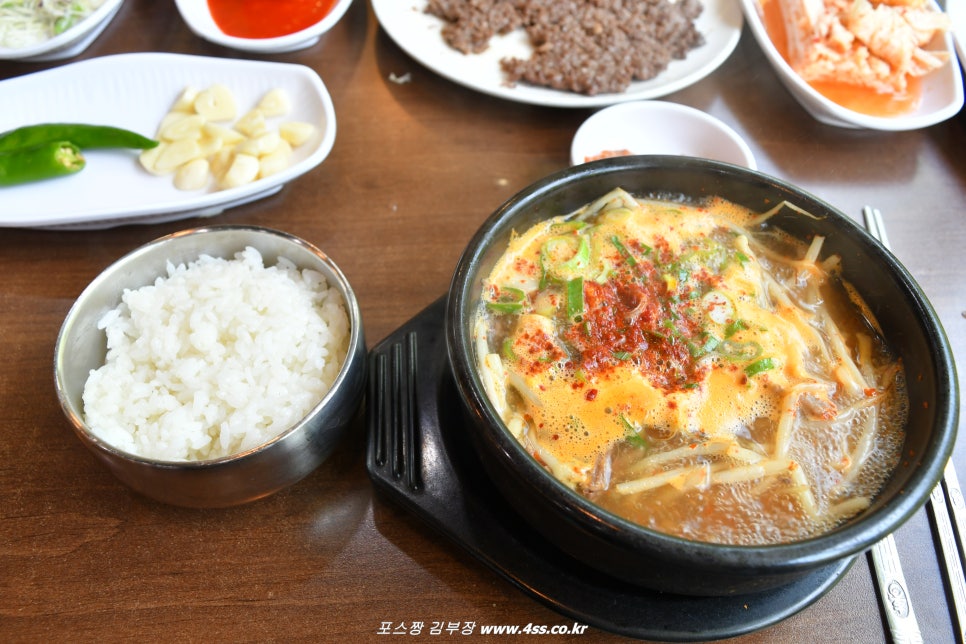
xmin=584 ymin=149 xmax=633 ymax=163
xmin=207 ymin=0 xmax=338 ymax=39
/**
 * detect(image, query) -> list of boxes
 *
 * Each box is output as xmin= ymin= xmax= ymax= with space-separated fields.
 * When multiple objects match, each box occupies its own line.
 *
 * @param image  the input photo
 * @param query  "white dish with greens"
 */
xmin=0 ymin=0 xmax=122 ymax=61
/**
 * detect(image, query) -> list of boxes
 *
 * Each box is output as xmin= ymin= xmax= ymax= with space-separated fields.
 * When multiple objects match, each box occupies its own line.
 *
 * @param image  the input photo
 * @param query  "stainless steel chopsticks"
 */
xmin=863 ymin=205 xmax=966 ymax=643
xmin=869 ymin=531 xmax=924 ymax=643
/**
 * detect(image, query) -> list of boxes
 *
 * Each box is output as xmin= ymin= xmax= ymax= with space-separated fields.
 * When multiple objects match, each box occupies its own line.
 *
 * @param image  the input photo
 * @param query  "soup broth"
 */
xmin=473 ymin=188 xmax=906 ymax=545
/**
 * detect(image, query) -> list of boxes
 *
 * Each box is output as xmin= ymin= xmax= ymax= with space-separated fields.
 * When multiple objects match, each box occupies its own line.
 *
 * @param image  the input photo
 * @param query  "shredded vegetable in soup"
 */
xmin=474 ymin=188 xmax=907 ymax=545
xmin=0 ymin=0 xmax=104 ymax=49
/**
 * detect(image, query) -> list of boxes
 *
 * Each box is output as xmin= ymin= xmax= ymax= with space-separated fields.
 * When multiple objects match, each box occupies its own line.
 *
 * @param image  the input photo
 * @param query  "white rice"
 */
xmin=81 ymin=246 xmax=350 ymax=462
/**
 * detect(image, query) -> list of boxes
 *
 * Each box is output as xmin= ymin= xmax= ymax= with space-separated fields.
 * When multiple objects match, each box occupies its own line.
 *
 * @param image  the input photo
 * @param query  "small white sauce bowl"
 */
xmin=174 ymin=0 xmax=354 ymax=54
xmin=571 ymin=100 xmax=756 ymax=169
xmin=0 ymin=0 xmax=123 ymax=62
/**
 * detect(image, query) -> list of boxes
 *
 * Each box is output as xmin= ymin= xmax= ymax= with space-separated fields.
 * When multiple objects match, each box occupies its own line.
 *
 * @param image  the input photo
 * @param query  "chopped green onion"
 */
xmin=486 ymin=286 xmax=526 ymax=314
xmin=744 ymin=357 xmax=775 ymax=377
xmin=612 ymin=350 xmax=631 ymax=360
xmin=501 ymin=338 xmax=516 ymax=361
xmin=689 ymin=333 xmax=721 ymax=357
xmin=566 ymin=277 xmax=584 ymax=320
xmin=724 ymin=319 xmax=748 ymax=338
xmin=550 ymin=221 xmax=588 ymax=234
xmin=610 ymin=235 xmax=637 ymax=266
xmin=619 ymin=415 xmax=648 ymax=448
xmin=626 ymin=433 xmax=648 ymax=448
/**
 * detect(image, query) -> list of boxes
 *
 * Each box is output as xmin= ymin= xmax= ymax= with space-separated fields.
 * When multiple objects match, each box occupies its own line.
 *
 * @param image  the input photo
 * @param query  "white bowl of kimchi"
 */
xmin=0 ymin=0 xmax=122 ymax=62
xmin=740 ymin=0 xmax=963 ymax=129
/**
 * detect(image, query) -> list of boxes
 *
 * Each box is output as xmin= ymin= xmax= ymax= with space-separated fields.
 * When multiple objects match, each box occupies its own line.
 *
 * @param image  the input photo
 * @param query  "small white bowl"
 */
xmin=0 ymin=0 xmax=122 ymax=62
xmin=571 ymin=101 xmax=756 ymax=169
xmin=739 ymin=0 xmax=963 ymax=130
xmin=174 ymin=0 xmax=353 ymax=54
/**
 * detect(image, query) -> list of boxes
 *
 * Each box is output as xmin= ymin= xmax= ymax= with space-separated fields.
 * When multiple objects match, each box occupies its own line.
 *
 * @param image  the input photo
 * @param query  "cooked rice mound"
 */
xmin=82 ymin=247 xmax=350 ymax=462
xmin=425 ymin=0 xmax=706 ymax=95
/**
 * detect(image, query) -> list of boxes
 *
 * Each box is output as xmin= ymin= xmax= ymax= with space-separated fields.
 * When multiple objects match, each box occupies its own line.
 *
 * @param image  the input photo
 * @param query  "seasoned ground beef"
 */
xmin=425 ymin=0 xmax=705 ymax=96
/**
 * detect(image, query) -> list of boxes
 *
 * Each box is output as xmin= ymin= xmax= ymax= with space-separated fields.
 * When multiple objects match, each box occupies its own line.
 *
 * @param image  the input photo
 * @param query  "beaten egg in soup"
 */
xmin=474 ymin=188 xmax=906 ymax=545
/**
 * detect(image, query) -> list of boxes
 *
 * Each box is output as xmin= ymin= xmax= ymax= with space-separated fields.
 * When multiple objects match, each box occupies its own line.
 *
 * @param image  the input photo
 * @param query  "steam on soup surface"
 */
xmin=474 ymin=188 xmax=906 ymax=545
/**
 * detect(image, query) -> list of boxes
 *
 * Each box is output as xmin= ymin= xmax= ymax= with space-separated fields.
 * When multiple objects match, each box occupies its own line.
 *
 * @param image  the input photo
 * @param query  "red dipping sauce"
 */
xmin=208 ymin=0 xmax=338 ymax=39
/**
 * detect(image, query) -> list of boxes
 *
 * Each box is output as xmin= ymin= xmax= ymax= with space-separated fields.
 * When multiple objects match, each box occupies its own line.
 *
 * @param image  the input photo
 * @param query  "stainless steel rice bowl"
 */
xmin=54 ymin=225 xmax=366 ymax=508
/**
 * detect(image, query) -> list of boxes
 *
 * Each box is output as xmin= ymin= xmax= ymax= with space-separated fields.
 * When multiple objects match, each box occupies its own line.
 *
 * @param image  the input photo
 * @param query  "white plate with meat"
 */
xmin=372 ymin=0 xmax=744 ymax=108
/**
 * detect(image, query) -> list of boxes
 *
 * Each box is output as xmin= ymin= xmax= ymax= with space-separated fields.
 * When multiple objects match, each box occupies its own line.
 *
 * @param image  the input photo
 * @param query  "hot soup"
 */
xmin=473 ymin=188 xmax=907 ymax=545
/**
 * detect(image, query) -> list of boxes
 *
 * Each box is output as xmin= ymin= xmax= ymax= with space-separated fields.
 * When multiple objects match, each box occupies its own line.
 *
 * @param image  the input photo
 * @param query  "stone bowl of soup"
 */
xmin=445 ymin=156 xmax=958 ymax=596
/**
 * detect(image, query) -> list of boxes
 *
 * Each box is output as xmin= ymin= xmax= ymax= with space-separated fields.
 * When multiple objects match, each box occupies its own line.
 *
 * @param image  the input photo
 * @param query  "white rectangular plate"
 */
xmin=0 ymin=52 xmax=336 ymax=229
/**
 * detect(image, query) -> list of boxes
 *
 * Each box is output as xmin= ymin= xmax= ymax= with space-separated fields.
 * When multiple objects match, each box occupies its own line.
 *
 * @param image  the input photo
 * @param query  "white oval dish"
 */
xmin=571 ymin=101 xmax=756 ymax=169
xmin=0 ymin=0 xmax=123 ymax=62
xmin=949 ymin=0 xmax=966 ymax=69
xmin=0 ymin=52 xmax=337 ymax=230
xmin=372 ymin=0 xmax=743 ymax=108
xmin=174 ymin=0 xmax=353 ymax=54
xmin=739 ymin=0 xmax=963 ymax=130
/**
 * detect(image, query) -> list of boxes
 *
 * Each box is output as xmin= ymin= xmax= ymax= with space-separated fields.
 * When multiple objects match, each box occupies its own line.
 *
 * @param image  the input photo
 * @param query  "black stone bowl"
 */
xmin=445 ymin=156 xmax=959 ymax=596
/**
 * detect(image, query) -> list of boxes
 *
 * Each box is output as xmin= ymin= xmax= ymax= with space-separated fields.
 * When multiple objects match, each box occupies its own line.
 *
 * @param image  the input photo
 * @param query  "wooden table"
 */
xmin=2 ymin=2 xmax=964 ymax=642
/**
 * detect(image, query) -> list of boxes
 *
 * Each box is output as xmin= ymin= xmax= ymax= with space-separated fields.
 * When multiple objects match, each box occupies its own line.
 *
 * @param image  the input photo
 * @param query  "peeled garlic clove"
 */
xmin=208 ymin=147 xmax=235 ymax=181
xmin=194 ymin=84 xmax=237 ymax=122
xmin=197 ymin=132 xmax=225 ymax=158
xmin=279 ymin=121 xmax=316 ymax=147
xmin=138 ymin=145 xmax=167 ymax=175
xmin=220 ymin=153 xmax=260 ymax=188
xmin=203 ymin=122 xmax=245 ymax=146
xmin=234 ymin=109 xmax=267 ymax=137
xmin=171 ymin=86 xmax=200 ymax=113
xmin=235 ymin=131 xmax=282 ymax=157
xmin=154 ymin=139 xmax=203 ymax=173
xmin=159 ymin=113 xmax=206 ymax=141
xmin=173 ymin=158 xmax=211 ymax=191
xmin=257 ymin=88 xmax=291 ymax=117
xmin=258 ymin=140 xmax=293 ymax=178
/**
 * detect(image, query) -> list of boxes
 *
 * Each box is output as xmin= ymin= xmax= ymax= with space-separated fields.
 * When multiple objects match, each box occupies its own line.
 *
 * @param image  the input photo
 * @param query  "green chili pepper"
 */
xmin=542 ymin=235 xmax=590 ymax=283
xmin=0 ymin=141 xmax=85 ymax=187
xmin=0 ymin=123 xmax=159 ymax=153
xmin=717 ymin=339 xmax=763 ymax=361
